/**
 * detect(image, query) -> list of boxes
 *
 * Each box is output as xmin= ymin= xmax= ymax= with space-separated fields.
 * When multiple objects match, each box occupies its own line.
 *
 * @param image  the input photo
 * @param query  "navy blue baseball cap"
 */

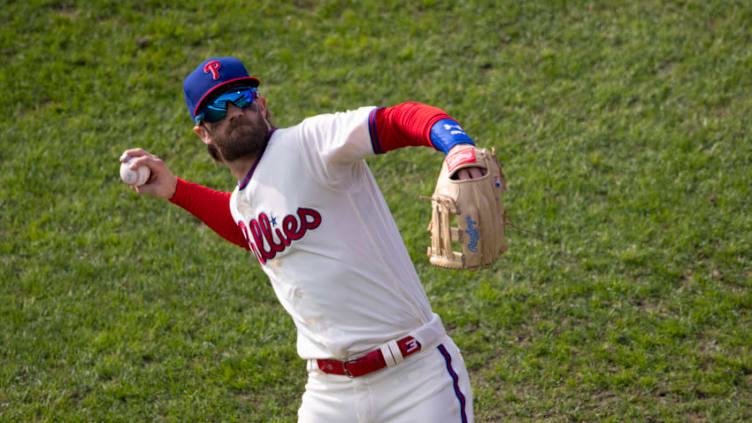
xmin=183 ymin=57 xmax=260 ymax=122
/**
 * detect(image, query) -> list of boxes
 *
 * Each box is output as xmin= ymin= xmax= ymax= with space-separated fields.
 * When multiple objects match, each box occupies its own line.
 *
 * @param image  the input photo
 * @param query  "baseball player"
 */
xmin=122 ymin=57 xmax=486 ymax=422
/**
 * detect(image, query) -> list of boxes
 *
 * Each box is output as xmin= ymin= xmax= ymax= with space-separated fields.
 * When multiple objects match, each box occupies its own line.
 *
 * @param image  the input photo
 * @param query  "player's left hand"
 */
xmin=455 ymin=167 xmax=485 ymax=180
xmin=427 ymin=145 xmax=507 ymax=269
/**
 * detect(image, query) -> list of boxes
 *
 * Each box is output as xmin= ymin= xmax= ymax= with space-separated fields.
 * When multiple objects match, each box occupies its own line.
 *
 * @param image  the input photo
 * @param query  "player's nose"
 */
xmin=226 ymin=102 xmax=244 ymax=118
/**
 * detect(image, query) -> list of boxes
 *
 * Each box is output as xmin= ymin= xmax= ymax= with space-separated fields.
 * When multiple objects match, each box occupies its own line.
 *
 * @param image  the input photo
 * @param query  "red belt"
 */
xmin=316 ymin=336 xmax=421 ymax=378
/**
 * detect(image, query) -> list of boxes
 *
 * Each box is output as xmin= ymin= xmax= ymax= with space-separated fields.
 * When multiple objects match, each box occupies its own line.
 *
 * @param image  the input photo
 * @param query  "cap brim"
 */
xmin=193 ymin=76 xmax=261 ymax=117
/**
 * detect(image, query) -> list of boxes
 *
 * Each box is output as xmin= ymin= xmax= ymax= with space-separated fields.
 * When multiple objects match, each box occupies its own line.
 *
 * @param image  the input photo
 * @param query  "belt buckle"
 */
xmin=342 ymin=359 xmax=357 ymax=378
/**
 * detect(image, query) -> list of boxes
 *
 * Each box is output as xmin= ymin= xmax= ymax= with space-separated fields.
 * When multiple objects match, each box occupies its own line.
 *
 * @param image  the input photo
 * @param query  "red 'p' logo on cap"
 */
xmin=203 ymin=60 xmax=221 ymax=80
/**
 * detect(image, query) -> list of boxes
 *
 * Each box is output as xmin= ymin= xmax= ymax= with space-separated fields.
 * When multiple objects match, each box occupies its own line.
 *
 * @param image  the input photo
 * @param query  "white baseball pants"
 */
xmin=298 ymin=335 xmax=473 ymax=423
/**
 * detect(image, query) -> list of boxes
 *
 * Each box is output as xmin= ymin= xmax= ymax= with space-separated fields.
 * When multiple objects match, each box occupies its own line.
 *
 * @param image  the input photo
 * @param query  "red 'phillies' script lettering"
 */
xmin=446 ymin=148 xmax=477 ymax=174
xmin=237 ymin=207 xmax=322 ymax=264
xmin=203 ymin=60 xmax=222 ymax=80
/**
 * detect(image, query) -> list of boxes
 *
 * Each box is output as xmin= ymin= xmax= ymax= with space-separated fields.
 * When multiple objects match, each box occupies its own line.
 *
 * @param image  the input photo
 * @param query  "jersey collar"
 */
xmin=238 ymin=127 xmax=276 ymax=190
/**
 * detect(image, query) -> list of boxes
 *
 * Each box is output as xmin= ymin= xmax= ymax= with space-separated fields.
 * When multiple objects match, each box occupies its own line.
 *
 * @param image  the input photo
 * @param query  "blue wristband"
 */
xmin=430 ymin=118 xmax=475 ymax=154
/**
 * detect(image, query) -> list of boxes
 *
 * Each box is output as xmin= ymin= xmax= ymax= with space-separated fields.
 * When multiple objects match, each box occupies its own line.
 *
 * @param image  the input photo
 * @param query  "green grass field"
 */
xmin=2 ymin=0 xmax=751 ymax=421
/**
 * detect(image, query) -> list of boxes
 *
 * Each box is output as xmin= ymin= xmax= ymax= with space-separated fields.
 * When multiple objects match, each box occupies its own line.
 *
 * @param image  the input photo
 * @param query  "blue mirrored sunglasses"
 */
xmin=195 ymin=87 xmax=258 ymax=123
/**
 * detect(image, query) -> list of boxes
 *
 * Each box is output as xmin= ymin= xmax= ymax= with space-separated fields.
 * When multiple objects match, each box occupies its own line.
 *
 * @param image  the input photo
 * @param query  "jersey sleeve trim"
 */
xmin=368 ymin=107 xmax=384 ymax=154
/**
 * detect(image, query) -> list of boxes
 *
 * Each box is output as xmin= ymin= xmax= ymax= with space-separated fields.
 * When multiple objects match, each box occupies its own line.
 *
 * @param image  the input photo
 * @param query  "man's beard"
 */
xmin=208 ymin=113 xmax=269 ymax=162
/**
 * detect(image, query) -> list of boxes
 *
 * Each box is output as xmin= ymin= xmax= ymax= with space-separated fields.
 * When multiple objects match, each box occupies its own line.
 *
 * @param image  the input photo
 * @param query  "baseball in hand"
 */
xmin=120 ymin=156 xmax=150 ymax=186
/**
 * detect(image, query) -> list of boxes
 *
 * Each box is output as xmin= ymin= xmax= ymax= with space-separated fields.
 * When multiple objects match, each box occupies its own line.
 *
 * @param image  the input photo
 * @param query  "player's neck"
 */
xmin=223 ymin=122 xmax=274 ymax=183
xmin=225 ymin=155 xmax=259 ymax=183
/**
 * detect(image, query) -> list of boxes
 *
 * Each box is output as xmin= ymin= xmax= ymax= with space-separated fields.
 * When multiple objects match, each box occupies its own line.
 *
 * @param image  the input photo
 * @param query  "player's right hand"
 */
xmin=119 ymin=148 xmax=178 ymax=199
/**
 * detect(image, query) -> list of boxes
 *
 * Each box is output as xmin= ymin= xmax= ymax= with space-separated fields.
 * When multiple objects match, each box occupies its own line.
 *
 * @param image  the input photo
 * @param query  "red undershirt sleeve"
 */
xmin=168 ymin=177 xmax=249 ymax=250
xmin=368 ymin=102 xmax=456 ymax=154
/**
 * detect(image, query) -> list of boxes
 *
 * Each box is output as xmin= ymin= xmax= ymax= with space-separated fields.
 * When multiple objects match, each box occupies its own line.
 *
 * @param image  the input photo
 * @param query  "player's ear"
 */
xmin=193 ymin=124 xmax=212 ymax=145
xmin=256 ymin=95 xmax=268 ymax=120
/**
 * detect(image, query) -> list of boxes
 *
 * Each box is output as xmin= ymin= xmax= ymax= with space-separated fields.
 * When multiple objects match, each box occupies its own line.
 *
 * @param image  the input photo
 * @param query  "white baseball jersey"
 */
xmin=229 ymin=106 xmax=435 ymax=360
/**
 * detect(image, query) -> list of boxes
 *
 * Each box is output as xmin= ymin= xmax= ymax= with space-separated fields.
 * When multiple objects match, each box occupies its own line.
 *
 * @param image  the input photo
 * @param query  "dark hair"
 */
xmin=207 ymin=141 xmax=222 ymax=162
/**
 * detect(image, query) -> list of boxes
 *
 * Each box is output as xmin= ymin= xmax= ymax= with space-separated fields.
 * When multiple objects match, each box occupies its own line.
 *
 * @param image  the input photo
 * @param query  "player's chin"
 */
xmin=218 ymin=134 xmax=267 ymax=161
xmin=230 ymin=125 xmax=254 ymax=140
xmin=238 ymin=126 xmax=269 ymax=147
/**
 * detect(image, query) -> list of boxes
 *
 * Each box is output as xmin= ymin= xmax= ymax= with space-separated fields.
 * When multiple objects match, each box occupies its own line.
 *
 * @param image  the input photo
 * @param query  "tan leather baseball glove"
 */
xmin=426 ymin=146 xmax=507 ymax=269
